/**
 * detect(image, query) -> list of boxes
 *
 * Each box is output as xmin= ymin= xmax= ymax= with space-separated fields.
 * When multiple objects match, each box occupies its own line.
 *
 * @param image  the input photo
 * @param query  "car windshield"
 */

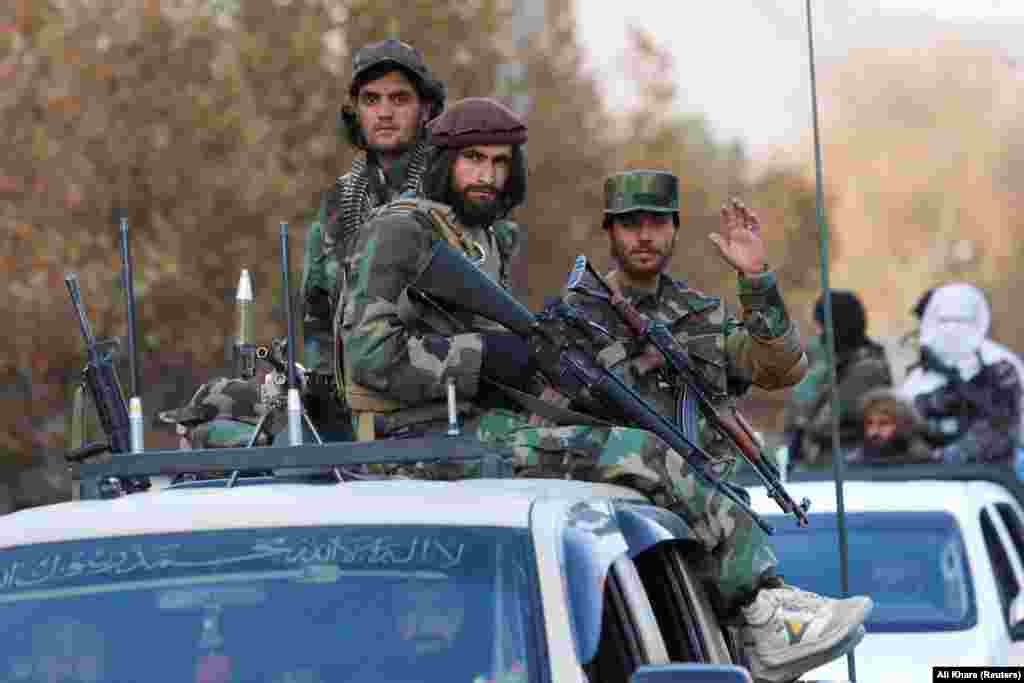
xmin=764 ymin=511 xmax=976 ymax=633
xmin=0 ymin=525 xmax=539 ymax=683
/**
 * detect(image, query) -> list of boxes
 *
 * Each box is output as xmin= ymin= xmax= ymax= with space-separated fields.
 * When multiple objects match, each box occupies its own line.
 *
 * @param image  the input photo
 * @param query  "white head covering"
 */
xmin=900 ymin=282 xmax=1024 ymax=433
xmin=919 ymin=283 xmax=989 ymax=368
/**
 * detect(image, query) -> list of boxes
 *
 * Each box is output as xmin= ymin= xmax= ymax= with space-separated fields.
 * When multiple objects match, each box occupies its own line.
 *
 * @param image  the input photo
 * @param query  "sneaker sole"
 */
xmin=750 ymin=624 xmax=866 ymax=683
xmin=747 ymin=597 xmax=873 ymax=679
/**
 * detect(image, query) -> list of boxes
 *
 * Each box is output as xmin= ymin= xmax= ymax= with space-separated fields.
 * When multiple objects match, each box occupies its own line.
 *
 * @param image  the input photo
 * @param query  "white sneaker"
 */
xmin=740 ymin=585 xmax=873 ymax=683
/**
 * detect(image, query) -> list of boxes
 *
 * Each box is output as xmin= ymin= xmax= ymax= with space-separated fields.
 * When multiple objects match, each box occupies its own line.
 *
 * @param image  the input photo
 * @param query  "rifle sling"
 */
xmin=485 ymin=380 xmax=615 ymax=428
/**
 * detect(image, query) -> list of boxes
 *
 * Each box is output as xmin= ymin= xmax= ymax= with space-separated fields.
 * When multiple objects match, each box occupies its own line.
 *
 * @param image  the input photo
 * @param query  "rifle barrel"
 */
xmin=119 ymin=218 xmax=140 ymax=399
xmin=65 ymin=274 xmax=98 ymax=355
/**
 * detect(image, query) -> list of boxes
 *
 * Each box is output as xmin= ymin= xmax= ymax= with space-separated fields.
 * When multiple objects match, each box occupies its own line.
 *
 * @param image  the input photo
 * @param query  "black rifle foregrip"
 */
xmin=84 ymin=364 xmax=131 ymax=454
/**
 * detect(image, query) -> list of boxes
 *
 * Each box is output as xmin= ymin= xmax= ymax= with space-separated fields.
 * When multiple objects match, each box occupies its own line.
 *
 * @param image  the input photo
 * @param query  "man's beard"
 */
xmin=451 ymin=185 xmax=503 ymax=227
xmin=861 ymin=435 xmax=910 ymax=461
xmin=609 ymin=235 xmax=674 ymax=281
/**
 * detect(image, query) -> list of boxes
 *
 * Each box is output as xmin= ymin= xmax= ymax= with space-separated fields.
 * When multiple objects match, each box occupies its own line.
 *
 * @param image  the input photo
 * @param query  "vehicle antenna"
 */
xmin=280 ymin=222 xmax=302 ymax=446
xmin=805 ymin=1 xmax=857 ymax=680
xmin=119 ymin=217 xmax=144 ymax=453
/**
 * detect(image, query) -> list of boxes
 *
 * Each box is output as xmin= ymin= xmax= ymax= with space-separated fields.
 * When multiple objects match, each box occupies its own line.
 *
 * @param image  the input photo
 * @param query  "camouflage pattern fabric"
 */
xmin=188 ymin=418 xmax=270 ymax=449
xmin=791 ymin=341 xmax=892 ymax=467
xmin=341 ymin=204 xmax=511 ymax=415
xmin=158 ymin=377 xmax=273 ymax=448
xmin=476 ymin=413 xmax=777 ymax=611
xmin=343 ymin=193 xmax=803 ymax=610
xmin=564 ymin=268 xmax=806 ymax=460
xmin=301 ymin=145 xmax=427 ymax=375
xmin=917 ymin=358 xmax=1022 ymax=465
xmin=498 ymin=267 xmax=807 ymax=610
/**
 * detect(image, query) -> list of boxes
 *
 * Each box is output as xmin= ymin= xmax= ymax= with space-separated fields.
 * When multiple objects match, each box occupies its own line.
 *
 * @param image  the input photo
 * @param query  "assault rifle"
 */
xmin=65 ymin=274 xmax=133 ymax=462
xmin=566 ymin=256 xmax=810 ymax=526
xmin=407 ymin=241 xmax=777 ymax=533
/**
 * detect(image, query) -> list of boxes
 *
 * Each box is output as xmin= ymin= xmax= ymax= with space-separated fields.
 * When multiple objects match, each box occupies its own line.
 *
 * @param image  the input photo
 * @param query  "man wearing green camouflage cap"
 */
xmin=159 ymin=377 xmax=274 ymax=449
xmin=495 ymin=169 xmax=871 ymax=683
xmin=300 ymin=39 xmax=446 ymax=436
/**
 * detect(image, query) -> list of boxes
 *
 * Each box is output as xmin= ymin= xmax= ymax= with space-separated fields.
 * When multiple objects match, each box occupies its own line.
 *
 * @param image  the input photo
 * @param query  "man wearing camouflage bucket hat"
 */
xmin=159 ymin=377 xmax=274 ymax=450
xmin=300 ymin=39 xmax=446 ymax=437
xmin=494 ymin=170 xmax=871 ymax=683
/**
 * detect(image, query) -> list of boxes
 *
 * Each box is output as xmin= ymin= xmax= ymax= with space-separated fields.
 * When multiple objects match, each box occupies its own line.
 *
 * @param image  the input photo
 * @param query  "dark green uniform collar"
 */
xmin=368 ymin=147 xmax=416 ymax=196
xmin=614 ymin=272 xmax=674 ymax=308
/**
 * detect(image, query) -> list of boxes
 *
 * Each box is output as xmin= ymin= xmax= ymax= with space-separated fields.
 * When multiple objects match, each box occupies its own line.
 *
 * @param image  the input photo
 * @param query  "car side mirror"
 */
xmin=630 ymin=664 xmax=752 ymax=683
xmin=1010 ymin=594 xmax=1024 ymax=640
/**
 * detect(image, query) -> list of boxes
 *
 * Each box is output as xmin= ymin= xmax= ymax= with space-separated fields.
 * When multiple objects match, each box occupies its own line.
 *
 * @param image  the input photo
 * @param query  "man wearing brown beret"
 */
xmin=339 ymin=97 xmax=533 ymax=441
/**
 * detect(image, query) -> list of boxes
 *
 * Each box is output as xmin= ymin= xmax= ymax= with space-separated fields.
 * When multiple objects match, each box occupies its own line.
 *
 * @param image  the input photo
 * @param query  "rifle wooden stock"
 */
xmin=716 ymin=410 xmax=762 ymax=463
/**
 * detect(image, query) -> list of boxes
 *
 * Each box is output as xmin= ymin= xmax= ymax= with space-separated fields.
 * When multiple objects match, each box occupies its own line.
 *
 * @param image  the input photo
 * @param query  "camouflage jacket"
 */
xmin=340 ymin=198 xmax=521 ymax=431
xmin=916 ymin=358 xmax=1022 ymax=465
xmin=789 ymin=341 xmax=892 ymax=466
xmin=564 ymin=269 xmax=808 ymax=462
xmin=300 ymin=143 xmax=429 ymax=374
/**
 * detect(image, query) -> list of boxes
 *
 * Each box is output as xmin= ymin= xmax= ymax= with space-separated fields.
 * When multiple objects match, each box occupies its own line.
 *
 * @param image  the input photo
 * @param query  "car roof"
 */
xmin=0 ymin=478 xmax=647 ymax=550
xmin=739 ymin=462 xmax=1024 ymax=515
xmin=746 ymin=479 xmax=984 ymax=518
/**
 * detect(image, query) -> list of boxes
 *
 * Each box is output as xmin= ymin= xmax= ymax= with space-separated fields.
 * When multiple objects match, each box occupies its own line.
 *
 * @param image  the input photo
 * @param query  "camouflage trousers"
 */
xmin=476 ymin=410 xmax=778 ymax=611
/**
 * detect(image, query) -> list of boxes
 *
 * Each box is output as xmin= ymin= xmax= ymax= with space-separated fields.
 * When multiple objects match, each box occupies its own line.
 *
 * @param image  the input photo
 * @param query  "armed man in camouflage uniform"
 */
xmin=341 ymin=97 xmax=531 ymax=441
xmin=300 ymin=40 xmax=445 ymax=435
xmin=344 ymin=114 xmax=871 ymax=677
xmin=498 ymin=170 xmax=871 ymax=683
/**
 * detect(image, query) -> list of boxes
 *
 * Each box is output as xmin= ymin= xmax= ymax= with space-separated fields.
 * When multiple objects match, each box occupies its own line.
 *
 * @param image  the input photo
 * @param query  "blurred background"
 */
xmin=3 ymin=0 xmax=1023 ymax=508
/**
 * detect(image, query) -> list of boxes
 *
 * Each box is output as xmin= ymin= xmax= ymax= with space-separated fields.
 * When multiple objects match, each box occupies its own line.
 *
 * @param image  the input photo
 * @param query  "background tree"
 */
xmin=0 ymin=0 xmax=875 ymax=503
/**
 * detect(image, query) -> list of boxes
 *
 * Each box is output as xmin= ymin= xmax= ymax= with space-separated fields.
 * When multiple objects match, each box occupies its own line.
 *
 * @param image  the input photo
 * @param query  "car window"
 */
xmin=763 ymin=511 xmax=976 ymax=633
xmin=0 ymin=525 xmax=541 ymax=683
xmin=634 ymin=543 xmax=707 ymax=663
xmin=981 ymin=508 xmax=1021 ymax=623
xmin=995 ymin=502 xmax=1024 ymax=566
xmin=584 ymin=561 xmax=647 ymax=683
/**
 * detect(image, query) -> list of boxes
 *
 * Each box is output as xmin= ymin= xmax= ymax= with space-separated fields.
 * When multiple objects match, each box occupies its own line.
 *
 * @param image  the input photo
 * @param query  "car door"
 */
xmin=583 ymin=554 xmax=671 ymax=683
xmin=984 ymin=493 xmax=1024 ymax=663
xmin=614 ymin=503 xmax=735 ymax=666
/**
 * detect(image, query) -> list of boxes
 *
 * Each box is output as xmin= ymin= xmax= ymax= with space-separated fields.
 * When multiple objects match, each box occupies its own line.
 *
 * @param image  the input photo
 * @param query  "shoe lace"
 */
xmin=771 ymin=585 xmax=829 ymax=611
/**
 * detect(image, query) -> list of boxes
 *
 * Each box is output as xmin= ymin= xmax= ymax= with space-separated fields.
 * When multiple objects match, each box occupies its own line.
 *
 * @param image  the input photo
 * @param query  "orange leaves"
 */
xmin=92 ymin=62 xmax=114 ymax=81
xmin=46 ymin=93 xmax=80 ymax=115
xmin=13 ymin=222 xmax=33 ymax=240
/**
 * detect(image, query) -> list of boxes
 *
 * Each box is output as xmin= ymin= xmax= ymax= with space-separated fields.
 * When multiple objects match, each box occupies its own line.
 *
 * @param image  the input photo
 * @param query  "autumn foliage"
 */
xmin=2 ymin=0 xmax=834 ymax=492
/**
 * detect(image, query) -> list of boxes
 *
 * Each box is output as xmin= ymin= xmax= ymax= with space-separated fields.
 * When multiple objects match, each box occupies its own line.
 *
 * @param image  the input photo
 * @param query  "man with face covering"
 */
xmin=784 ymin=290 xmax=893 ymax=468
xmin=901 ymin=283 xmax=1023 ymax=465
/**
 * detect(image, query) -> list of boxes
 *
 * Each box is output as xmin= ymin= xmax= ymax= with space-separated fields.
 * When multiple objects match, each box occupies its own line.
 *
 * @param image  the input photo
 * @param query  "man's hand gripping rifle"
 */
xmin=408 ymin=241 xmax=776 ymax=533
xmin=566 ymin=256 xmax=810 ymax=527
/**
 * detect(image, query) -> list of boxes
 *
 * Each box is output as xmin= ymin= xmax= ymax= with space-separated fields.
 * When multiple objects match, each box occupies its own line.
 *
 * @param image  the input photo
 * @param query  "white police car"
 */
xmin=0 ymin=437 xmax=754 ymax=683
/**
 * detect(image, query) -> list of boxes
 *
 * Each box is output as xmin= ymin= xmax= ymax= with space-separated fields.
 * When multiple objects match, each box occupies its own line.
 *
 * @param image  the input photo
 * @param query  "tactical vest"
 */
xmin=339 ymin=197 xmax=519 ymax=441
